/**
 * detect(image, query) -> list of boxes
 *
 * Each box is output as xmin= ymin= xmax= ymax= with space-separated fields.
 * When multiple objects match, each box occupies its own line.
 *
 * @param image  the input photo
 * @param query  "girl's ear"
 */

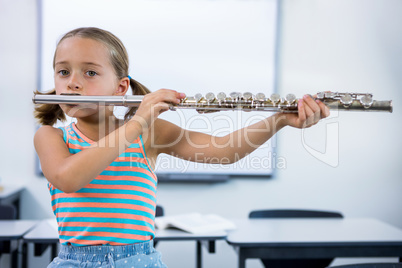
xmin=114 ymin=77 xmax=130 ymax=96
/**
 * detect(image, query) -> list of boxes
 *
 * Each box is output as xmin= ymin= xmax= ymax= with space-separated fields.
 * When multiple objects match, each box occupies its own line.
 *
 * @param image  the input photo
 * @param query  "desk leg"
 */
xmin=22 ymin=242 xmax=28 ymax=268
xmin=238 ymin=254 xmax=246 ymax=268
xmin=196 ymin=241 xmax=202 ymax=268
xmin=10 ymin=240 xmax=19 ymax=268
xmin=51 ymin=243 xmax=58 ymax=261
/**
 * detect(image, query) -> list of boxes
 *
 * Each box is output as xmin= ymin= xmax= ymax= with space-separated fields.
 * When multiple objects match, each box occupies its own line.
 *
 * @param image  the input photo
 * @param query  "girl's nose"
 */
xmin=67 ymin=73 xmax=83 ymax=91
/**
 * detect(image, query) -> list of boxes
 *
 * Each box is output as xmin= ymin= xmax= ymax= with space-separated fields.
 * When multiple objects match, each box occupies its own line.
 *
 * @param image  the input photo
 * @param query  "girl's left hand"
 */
xmin=281 ymin=94 xmax=330 ymax=129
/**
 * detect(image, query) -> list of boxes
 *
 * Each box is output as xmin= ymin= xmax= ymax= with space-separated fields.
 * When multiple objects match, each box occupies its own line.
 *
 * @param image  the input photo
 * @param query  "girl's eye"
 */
xmin=86 ymin=71 xmax=97 ymax=77
xmin=58 ymin=70 xmax=69 ymax=76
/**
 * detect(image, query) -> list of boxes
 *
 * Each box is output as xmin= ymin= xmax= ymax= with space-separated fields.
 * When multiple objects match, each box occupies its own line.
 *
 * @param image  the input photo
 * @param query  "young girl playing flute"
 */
xmin=34 ymin=27 xmax=329 ymax=267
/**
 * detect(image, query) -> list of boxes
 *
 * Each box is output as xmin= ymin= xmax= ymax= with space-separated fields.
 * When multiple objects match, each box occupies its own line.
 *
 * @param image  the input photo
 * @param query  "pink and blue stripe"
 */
xmin=49 ymin=123 xmax=157 ymax=246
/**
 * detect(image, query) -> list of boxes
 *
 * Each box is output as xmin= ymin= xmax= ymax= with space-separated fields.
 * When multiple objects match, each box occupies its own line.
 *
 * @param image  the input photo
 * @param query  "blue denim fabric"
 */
xmin=47 ymin=240 xmax=167 ymax=268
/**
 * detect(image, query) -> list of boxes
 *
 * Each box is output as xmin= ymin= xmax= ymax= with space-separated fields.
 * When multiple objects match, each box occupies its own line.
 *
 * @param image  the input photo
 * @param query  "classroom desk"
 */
xmin=156 ymin=228 xmax=227 ymax=268
xmin=226 ymin=218 xmax=402 ymax=268
xmin=23 ymin=219 xmax=226 ymax=268
xmin=0 ymin=185 xmax=24 ymax=219
xmin=0 ymin=220 xmax=38 ymax=268
xmin=22 ymin=219 xmax=58 ymax=268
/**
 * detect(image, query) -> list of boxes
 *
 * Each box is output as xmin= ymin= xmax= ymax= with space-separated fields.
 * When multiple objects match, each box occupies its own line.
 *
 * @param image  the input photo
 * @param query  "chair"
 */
xmin=249 ymin=209 xmax=343 ymax=268
xmin=156 ymin=205 xmax=164 ymax=218
xmin=327 ymin=263 xmax=402 ymax=268
xmin=0 ymin=204 xmax=17 ymax=259
xmin=249 ymin=209 xmax=343 ymax=219
xmin=0 ymin=204 xmax=17 ymax=220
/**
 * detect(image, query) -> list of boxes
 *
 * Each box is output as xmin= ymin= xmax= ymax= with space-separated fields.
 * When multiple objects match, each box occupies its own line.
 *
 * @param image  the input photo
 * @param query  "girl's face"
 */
xmin=53 ymin=37 xmax=127 ymax=118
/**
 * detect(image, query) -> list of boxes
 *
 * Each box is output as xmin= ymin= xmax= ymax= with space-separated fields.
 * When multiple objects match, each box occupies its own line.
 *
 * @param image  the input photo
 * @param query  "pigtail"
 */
xmin=33 ymin=89 xmax=66 ymax=125
xmin=124 ymin=78 xmax=151 ymax=121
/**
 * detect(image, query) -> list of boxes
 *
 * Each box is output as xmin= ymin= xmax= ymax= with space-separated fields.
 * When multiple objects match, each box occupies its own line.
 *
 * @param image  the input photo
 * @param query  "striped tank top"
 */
xmin=48 ymin=122 xmax=157 ymax=246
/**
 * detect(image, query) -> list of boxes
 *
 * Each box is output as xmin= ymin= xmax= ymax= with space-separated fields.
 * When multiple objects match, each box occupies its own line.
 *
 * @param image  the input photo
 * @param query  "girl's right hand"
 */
xmin=131 ymin=88 xmax=186 ymax=131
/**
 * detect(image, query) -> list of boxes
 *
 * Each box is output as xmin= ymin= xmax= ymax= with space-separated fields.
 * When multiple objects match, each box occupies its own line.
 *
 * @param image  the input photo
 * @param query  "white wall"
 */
xmin=0 ymin=0 xmax=47 ymax=266
xmin=277 ymin=0 xmax=402 ymax=224
xmin=0 ymin=0 xmax=401 ymax=267
xmin=0 ymin=0 xmax=37 ymax=182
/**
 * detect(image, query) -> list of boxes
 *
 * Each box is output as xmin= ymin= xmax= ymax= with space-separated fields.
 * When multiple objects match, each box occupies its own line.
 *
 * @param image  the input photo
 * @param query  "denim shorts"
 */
xmin=47 ymin=240 xmax=167 ymax=268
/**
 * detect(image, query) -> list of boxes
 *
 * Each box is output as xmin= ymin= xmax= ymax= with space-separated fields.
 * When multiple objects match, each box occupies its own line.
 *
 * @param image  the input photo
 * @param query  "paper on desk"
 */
xmin=155 ymin=213 xmax=236 ymax=234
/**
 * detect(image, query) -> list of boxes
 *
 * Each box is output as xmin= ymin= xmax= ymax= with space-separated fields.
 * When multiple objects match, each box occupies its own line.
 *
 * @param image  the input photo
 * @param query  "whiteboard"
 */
xmin=39 ymin=0 xmax=279 ymax=178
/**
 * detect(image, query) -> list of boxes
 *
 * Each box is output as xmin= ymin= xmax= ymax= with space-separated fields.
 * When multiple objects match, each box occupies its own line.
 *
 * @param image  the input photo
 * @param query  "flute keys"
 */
xmin=217 ymin=92 xmax=226 ymax=101
xmin=184 ymin=96 xmax=196 ymax=103
xmin=340 ymin=93 xmax=353 ymax=107
xmin=229 ymin=92 xmax=241 ymax=100
xmin=205 ymin=92 xmax=215 ymax=102
xmin=360 ymin=94 xmax=373 ymax=108
xmin=285 ymin=93 xmax=296 ymax=104
xmin=270 ymin=93 xmax=281 ymax=103
xmin=325 ymin=92 xmax=337 ymax=99
xmin=242 ymin=92 xmax=254 ymax=100
xmin=316 ymin=92 xmax=325 ymax=99
xmin=255 ymin=93 xmax=266 ymax=101
xmin=194 ymin=93 xmax=203 ymax=102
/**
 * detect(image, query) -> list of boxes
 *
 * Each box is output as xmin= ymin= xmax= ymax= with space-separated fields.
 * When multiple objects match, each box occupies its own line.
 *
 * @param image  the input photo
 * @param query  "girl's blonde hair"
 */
xmin=34 ymin=27 xmax=151 ymax=125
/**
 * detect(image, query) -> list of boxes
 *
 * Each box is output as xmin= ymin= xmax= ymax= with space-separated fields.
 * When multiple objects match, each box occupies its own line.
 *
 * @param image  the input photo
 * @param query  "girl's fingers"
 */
xmin=147 ymin=89 xmax=186 ymax=114
xmin=316 ymin=99 xmax=330 ymax=118
xmin=297 ymin=99 xmax=306 ymax=123
xmin=303 ymin=99 xmax=315 ymax=118
xmin=155 ymin=103 xmax=170 ymax=114
xmin=155 ymin=89 xmax=185 ymax=104
xmin=303 ymin=95 xmax=323 ymax=123
xmin=287 ymin=93 xmax=331 ymax=129
xmin=304 ymin=105 xmax=315 ymax=126
xmin=303 ymin=95 xmax=320 ymax=113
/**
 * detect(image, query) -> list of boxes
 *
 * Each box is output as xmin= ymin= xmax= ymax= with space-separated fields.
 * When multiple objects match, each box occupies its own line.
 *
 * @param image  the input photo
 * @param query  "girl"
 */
xmin=34 ymin=27 xmax=329 ymax=267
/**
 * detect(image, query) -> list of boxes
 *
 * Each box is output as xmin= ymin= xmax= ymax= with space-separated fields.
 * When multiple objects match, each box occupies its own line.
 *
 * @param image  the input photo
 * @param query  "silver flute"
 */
xmin=33 ymin=92 xmax=393 ymax=113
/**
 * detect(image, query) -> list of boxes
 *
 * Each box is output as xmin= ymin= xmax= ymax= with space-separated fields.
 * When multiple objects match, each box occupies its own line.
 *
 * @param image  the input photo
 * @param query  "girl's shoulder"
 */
xmin=34 ymin=125 xmax=64 ymax=142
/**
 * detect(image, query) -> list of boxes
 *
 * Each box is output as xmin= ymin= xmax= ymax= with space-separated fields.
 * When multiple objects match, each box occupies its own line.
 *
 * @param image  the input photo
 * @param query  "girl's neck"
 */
xmin=75 ymin=113 xmax=123 ymax=142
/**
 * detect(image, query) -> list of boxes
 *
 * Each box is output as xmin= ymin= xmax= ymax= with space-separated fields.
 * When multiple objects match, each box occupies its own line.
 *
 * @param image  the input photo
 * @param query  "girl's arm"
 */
xmin=34 ymin=89 xmax=183 ymax=193
xmin=34 ymin=121 xmax=143 ymax=193
xmin=155 ymin=95 xmax=330 ymax=164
